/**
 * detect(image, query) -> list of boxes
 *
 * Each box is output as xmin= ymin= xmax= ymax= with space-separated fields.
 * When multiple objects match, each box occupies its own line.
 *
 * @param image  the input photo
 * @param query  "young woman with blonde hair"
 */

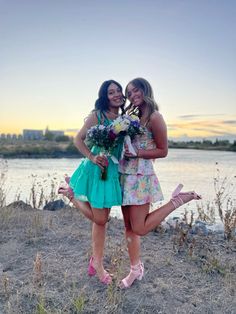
xmin=119 ymin=77 xmax=201 ymax=288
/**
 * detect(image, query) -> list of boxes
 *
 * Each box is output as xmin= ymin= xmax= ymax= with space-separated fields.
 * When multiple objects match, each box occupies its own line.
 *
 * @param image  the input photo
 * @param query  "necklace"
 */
xmin=106 ymin=110 xmax=119 ymax=118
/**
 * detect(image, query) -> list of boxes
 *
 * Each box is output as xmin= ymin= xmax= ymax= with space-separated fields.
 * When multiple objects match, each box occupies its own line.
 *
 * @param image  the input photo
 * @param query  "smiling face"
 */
xmin=107 ymin=83 xmax=124 ymax=109
xmin=126 ymin=83 xmax=144 ymax=107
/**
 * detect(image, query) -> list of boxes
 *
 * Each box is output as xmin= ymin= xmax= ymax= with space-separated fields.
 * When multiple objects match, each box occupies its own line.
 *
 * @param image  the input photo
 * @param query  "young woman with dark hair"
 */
xmin=59 ymin=80 xmax=125 ymax=285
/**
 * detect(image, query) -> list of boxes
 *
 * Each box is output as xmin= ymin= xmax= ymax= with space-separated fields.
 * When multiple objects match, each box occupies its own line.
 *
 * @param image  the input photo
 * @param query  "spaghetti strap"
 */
xmin=96 ymin=110 xmax=109 ymax=125
xmin=96 ymin=111 xmax=102 ymax=125
xmin=143 ymin=119 xmax=150 ymax=127
xmin=101 ymin=111 xmax=109 ymax=124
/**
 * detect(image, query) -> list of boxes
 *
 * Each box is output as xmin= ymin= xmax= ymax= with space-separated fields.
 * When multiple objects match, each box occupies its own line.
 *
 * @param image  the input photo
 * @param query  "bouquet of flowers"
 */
xmin=86 ymin=116 xmax=130 ymax=179
xmin=86 ymin=114 xmax=143 ymax=179
xmin=121 ymin=114 xmax=144 ymax=156
xmin=125 ymin=114 xmax=144 ymax=139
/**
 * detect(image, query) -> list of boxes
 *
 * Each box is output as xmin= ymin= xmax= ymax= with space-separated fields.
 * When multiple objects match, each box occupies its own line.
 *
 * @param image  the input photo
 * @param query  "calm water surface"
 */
xmin=3 ymin=149 xmax=236 ymax=220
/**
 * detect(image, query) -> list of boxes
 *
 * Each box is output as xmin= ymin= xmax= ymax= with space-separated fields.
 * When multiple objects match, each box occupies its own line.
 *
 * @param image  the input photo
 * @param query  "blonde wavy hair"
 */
xmin=125 ymin=78 xmax=159 ymax=121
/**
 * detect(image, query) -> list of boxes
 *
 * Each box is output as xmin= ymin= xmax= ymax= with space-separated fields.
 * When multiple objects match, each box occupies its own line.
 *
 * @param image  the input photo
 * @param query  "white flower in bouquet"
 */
xmin=112 ymin=116 xmax=131 ymax=134
xmin=129 ymin=114 xmax=139 ymax=121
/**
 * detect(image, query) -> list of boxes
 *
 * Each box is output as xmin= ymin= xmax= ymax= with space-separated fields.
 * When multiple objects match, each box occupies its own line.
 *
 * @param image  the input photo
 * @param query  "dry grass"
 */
xmin=0 ymin=205 xmax=235 ymax=314
xmin=195 ymin=164 xmax=236 ymax=240
xmin=214 ymin=165 xmax=236 ymax=240
xmin=0 ymin=159 xmax=8 ymax=208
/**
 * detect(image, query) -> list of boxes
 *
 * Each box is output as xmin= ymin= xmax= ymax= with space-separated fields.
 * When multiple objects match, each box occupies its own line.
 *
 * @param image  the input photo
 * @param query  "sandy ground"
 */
xmin=0 ymin=202 xmax=235 ymax=314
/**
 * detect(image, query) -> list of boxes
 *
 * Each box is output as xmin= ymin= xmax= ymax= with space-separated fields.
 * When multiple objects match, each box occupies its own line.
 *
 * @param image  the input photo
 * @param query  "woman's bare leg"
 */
xmin=119 ymin=206 xmax=144 ymax=288
xmin=122 ymin=206 xmax=141 ymax=265
xmin=58 ymin=186 xmax=94 ymax=221
xmin=70 ymin=199 xmax=94 ymax=221
xmin=90 ymin=207 xmax=111 ymax=282
xmin=129 ymin=185 xmax=201 ymax=236
xmin=129 ymin=202 xmax=174 ymax=236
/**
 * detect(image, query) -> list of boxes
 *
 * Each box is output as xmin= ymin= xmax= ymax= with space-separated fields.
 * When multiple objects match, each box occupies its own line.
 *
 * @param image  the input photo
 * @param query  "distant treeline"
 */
xmin=169 ymin=139 xmax=236 ymax=152
xmin=0 ymin=141 xmax=83 ymax=158
xmin=0 ymin=138 xmax=235 ymax=158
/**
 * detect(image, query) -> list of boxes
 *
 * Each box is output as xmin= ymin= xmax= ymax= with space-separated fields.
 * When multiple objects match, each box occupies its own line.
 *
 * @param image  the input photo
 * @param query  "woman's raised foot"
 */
xmin=58 ymin=186 xmax=74 ymax=201
xmin=170 ymin=184 xmax=201 ymax=209
xmin=65 ymin=176 xmax=71 ymax=184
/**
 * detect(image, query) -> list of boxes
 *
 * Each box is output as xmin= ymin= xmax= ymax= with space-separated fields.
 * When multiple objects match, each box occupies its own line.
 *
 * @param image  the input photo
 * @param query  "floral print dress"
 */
xmin=119 ymin=128 xmax=163 ymax=205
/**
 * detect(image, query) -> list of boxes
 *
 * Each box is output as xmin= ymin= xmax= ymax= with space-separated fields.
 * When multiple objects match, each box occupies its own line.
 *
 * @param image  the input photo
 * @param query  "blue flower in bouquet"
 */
xmin=86 ymin=124 xmax=118 ymax=152
xmin=86 ymin=114 xmax=143 ymax=153
xmin=124 ymin=114 xmax=144 ymax=139
xmin=86 ymin=117 xmax=132 ymax=180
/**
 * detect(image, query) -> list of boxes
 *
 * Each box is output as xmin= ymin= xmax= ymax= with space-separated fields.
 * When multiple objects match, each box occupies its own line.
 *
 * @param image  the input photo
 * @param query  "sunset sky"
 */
xmin=0 ymin=0 xmax=235 ymax=141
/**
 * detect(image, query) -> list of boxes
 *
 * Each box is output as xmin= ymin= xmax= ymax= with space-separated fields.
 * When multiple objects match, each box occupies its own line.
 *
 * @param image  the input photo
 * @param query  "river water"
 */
xmin=2 ymin=149 xmax=235 ymax=220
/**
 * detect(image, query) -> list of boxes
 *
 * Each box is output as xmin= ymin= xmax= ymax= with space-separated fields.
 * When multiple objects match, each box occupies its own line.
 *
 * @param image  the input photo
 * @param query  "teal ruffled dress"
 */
xmin=69 ymin=111 xmax=123 ymax=209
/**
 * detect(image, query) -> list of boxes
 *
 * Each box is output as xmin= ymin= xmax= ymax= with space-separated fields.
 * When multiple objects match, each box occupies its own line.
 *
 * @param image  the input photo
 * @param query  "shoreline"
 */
xmin=0 ymin=146 xmax=235 ymax=159
xmin=0 ymin=140 xmax=235 ymax=159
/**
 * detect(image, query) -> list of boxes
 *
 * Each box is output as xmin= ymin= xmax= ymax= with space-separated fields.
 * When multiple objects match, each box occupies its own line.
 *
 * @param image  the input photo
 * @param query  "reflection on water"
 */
xmin=3 ymin=149 xmax=236 ymax=220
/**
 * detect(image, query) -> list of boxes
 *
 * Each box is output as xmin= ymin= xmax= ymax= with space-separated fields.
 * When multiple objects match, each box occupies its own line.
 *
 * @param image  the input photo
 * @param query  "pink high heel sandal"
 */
xmin=88 ymin=257 xmax=112 ymax=285
xmin=119 ymin=262 xmax=144 ymax=289
xmin=58 ymin=176 xmax=74 ymax=201
xmin=65 ymin=176 xmax=71 ymax=184
xmin=170 ymin=184 xmax=201 ymax=209
xmin=88 ymin=257 xmax=96 ymax=276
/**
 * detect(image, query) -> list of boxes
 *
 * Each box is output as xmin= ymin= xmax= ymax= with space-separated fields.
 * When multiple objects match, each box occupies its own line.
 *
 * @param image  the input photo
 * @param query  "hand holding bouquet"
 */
xmin=120 ymin=114 xmax=144 ymax=158
xmin=86 ymin=114 xmax=144 ymax=179
xmin=86 ymin=116 xmax=132 ymax=180
xmin=124 ymin=114 xmax=144 ymax=140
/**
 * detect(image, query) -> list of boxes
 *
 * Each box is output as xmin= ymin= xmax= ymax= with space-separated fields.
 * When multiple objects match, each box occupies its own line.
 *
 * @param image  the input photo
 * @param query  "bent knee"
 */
xmin=124 ymin=221 xmax=132 ymax=231
xmin=132 ymin=226 xmax=147 ymax=236
xmin=94 ymin=217 xmax=109 ymax=226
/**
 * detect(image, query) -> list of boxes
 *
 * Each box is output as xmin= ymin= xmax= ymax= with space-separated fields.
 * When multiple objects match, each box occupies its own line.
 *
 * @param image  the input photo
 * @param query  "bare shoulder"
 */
xmin=76 ymin=111 xmax=98 ymax=140
xmin=84 ymin=111 xmax=98 ymax=128
xmin=149 ymin=111 xmax=166 ymax=127
xmin=150 ymin=111 xmax=163 ymax=120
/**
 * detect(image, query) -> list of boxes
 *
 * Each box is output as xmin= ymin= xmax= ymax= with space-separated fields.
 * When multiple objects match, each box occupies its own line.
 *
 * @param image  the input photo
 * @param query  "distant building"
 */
xmin=23 ymin=129 xmax=44 ymax=140
xmin=49 ymin=130 xmax=64 ymax=137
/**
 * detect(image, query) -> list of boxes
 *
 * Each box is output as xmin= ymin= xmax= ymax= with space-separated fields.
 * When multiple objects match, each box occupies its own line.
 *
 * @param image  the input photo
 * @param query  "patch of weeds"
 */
xmin=33 ymin=252 xmax=43 ymax=287
xmin=26 ymin=212 xmax=45 ymax=240
xmin=29 ymin=174 xmax=44 ymax=209
xmin=0 ymin=159 xmax=8 ymax=208
xmin=152 ymin=222 xmax=166 ymax=235
xmin=201 ymin=255 xmax=226 ymax=276
xmin=196 ymin=201 xmax=216 ymax=224
xmin=28 ymin=173 xmax=61 ymax=209
xmin=2 ymin=273 xmax=10 ymax=297
xmin=164 ymin=257 xmax=173 ymax=266
xmin=72 ymin=293 xmax=85 ymax=313
xmin=35 ymin=295 xmax=47 ymax=314
xmin=172 ymin=210 xmax=196 ymax=257
xmin=106 ymin=236 xmax=126 ymax=282
xmin=0 ymin=207 xmax=14 ymax=230
xmin=214 ymin=164 xmax=236 ymax=240
xmin=104 ymin=239 xmax=125 ymax=310
xmin=106 ymin=281 xmax=121 ymax=308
